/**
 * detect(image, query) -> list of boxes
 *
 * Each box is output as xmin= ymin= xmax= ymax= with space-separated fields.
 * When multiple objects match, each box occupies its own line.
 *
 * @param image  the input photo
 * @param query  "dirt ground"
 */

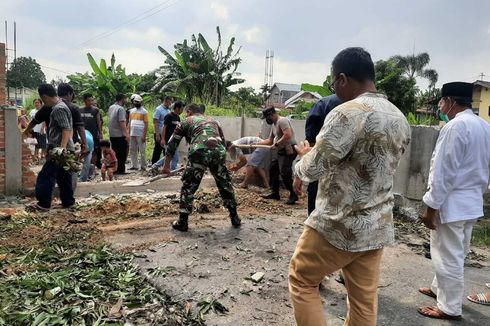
xmin=1 ymin=186 xmax=489 ymax=325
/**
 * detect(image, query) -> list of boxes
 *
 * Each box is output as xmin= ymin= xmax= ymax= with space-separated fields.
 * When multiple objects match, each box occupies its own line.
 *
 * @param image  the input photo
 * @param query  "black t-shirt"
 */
xmin=80 ymin=106 xmax=101 ymax=139
xmin=33 ymin=105 xmax=52 ymax=126
xmin=163 ymin=112 xmax=181 ymax=142
xmin=62 ymin=100 xmax=84 ymax=143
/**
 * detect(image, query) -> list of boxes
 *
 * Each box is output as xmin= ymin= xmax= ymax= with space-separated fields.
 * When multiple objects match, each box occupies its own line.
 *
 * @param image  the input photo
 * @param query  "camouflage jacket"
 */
xmin=167 ymin=115 xmax=226 ymax=157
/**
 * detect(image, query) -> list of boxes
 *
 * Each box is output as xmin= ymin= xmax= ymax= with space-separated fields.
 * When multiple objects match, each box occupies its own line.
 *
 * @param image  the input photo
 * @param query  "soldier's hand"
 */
xmin=293 ymin=177 xmax=303 ymax=196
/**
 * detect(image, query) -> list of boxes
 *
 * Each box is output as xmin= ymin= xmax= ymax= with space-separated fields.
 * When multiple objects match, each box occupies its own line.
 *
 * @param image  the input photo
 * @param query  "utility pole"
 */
xmin=480 ymin=73 xmax=485 ymax=81
xmin=13 ymin=21 xmax=17 ymax=104
xmin=263 ymin=50 xmax=274 ymax=104
xmin=4 ymin=21 xmax=9 ymax=104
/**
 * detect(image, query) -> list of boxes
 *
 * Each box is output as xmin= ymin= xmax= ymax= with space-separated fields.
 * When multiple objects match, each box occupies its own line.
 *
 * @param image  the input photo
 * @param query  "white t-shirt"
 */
xmin=30 ymin=109 xmax=44 ymax=133
xmin=25 ymin=137 xmax=37 ymax=154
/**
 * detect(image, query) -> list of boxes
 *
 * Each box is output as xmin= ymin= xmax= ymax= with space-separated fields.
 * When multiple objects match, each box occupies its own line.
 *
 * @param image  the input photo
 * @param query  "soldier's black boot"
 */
xmin=172 ymin=213 xmax=189 ymax=232
xmin=285 ymin=192 xmax=298 ymax=205
xmin=262 ymin=192 xmax=280 ymax=200
xmin=228 ymin=207 xmax=241 ymax=228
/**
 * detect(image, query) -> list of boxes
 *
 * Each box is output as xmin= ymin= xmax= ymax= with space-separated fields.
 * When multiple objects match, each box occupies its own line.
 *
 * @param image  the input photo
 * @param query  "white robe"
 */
xmin=423 ymin=109 xmax=490 ymax=316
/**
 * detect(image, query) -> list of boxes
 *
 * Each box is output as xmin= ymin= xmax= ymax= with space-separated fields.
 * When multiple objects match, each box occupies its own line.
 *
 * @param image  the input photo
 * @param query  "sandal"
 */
xmin=486 ymin=283 xmax=490 ymax=289
xmin=418 ymin=287 xmax=437 ymax=299
xmin=467 ymin=293 xmax=490 ymax=306
xmin=25 ymin=203 xmax=50 ymax=212
xmin=417 ymin=306 xmax=462 ymax=320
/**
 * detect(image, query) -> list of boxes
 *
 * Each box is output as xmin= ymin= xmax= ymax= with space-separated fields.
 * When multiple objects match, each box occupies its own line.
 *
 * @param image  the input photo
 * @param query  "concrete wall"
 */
xmin=0 ymin=106 xmax=37 ymax=195
xmin=213 ymin=116 xmax=243 ymax=141
xmin=393 ymin=126 xmax=439 ymax=200
xmin=215 ymin=117 xmax=439 ymax=201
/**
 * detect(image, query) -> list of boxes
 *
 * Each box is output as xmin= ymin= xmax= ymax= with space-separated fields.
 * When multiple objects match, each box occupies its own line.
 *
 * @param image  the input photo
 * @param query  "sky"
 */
xmin=1 ymin=0 xmax=490 ymax=92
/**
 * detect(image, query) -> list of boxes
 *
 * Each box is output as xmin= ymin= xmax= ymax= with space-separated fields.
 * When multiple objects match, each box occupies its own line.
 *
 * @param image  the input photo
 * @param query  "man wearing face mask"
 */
xmin=417 ymin=82 xmax=490 ymax=320
xmin=257 ymin=106 xmax=299 ymax=205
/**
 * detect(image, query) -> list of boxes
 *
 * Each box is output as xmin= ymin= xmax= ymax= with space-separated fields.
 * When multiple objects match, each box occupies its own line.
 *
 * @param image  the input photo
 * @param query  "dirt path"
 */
xmin=104 ymin=207 xmax=489 ymax=325
xmin=2 ymin=187 xmax=488 ymax=325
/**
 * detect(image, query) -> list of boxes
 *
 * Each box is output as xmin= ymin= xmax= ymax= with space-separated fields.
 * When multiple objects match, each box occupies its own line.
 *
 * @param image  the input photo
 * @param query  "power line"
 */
xmin=75 ymin=0 xmax=178 ymax=48
xmin=39 ymin=64 xmax=72 ymax=75
xmin=41 ymin=0 xmax=183 ymax=71
xmin=47 ymin=0 xmax=181 ymax=61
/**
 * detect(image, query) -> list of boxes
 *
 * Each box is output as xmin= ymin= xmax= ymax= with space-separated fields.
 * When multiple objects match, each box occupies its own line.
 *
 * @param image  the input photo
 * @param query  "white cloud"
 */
xmin=242 ymin=26 xmax=265 ymax=44
xmin=210 ymin=2 xmax=229 ymax=20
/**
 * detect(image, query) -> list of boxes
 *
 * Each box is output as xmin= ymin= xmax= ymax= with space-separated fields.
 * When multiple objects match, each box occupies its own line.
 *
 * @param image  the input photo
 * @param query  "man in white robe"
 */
xmin=418 ymin=82 xmax=490 ymax=320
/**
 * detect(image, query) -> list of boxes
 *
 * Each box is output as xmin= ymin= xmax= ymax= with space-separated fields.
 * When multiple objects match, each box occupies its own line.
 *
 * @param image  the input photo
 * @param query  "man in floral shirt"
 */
xmin=288 ymin=47 xmax=411 ymax=326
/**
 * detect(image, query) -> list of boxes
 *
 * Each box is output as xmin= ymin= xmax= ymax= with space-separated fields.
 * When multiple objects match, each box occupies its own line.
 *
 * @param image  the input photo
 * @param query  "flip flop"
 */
xmin=25 ymin=203 xmax=50 ymax=212
xmin=417 ymin=306 xmax=462 ymax=320
xmin=467 ymin=293 xmax=490 ymax=306
xmin=418 ymin=287 xmax=437 ymax=299
xmin=486 ymin=283 xmax=490 ymax=289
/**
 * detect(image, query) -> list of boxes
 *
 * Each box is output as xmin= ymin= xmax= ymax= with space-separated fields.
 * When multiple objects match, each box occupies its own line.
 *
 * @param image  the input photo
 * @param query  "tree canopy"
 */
xmin=391 ymin=52 xmax=438 ymax=88
xmin=67 ymin=53 xmax=140 ymax=111
xmin=153 ymin=26 xmax=244 ymax=106
xmin=375 ymin=59 xmax=417 ymax=114
xmin=7 ymin=56 xmax=46 ymax=89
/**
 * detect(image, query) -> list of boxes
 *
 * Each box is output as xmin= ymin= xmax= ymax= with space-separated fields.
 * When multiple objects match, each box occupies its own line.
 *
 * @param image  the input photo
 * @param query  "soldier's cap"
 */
xmin=261 ymin=106 xmax=278 ymax=119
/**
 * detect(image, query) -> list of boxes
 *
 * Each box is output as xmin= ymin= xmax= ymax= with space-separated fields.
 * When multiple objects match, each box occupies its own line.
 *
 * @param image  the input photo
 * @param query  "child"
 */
xmin=25 ymin=130 xmax=38 ymax=162
xmin=100 ymin=140 xmax=117 ymax=181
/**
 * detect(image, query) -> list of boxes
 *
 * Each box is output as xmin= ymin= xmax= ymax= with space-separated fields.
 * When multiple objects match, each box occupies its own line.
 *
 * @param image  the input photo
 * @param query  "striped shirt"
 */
xmin=48 ymin=99 xmax=74 ymax=150
xmin=129 ymin=107 xmax=148 ymax=137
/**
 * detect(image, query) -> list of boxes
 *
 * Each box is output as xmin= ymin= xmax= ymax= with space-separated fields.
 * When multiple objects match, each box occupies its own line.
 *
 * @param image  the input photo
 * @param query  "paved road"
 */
xmin=115 ymin=214 xmax=490 ymax=326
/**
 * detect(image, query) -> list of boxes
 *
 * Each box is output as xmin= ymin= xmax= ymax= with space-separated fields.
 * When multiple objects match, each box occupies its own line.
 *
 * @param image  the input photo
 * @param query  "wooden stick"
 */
xmin=233 ymin=144 xmax=272 ymax=149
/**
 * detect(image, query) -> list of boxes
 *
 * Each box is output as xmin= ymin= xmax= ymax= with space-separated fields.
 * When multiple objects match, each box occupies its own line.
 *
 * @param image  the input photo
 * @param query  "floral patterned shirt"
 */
xmin=295 ymin=92 xmax=411 ymax=252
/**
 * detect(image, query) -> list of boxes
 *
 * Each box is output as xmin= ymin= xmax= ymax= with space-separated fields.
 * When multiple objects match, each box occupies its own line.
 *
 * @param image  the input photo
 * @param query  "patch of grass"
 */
xmin=472 ymin=219 xmax=490 ymax=247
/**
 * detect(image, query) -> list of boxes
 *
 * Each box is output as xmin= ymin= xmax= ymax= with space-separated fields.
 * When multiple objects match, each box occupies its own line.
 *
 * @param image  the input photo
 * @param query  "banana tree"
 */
xmin=154 ymin=26 xmax=244 ymax=106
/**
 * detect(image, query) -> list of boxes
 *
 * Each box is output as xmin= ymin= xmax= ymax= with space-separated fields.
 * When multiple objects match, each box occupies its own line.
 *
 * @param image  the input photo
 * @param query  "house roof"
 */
xmin=474 ymin=80 xmax=490 ymax=88
xmin=284 ymin=91 xmax=322 ymax=107
xmin=272 ymin=83 xmax=301 ymax=92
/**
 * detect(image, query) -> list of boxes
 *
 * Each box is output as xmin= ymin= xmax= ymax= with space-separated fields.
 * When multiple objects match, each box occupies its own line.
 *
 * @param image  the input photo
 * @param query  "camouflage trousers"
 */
xmin=180 ymin=149 xmax=237 ymax=214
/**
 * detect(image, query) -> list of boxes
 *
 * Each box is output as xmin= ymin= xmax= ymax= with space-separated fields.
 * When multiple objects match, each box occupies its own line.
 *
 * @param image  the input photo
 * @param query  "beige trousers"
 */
xmin=289 ymin=226 xmax=384 ymax=326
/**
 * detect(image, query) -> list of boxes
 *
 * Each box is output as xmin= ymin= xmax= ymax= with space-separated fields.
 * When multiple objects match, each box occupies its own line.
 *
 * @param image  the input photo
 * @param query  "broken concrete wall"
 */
xmin=0 ymin=107 xmax=37 ymax=195
xmin=215 ymin=119 xmax=440 ymax=201
xmin=393 ymin=126 xmax=440 ymax=200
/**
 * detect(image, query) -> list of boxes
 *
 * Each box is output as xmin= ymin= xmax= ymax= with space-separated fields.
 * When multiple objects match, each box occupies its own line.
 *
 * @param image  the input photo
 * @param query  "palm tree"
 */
xmin=391 ymin=53 xmax=438 ymax=88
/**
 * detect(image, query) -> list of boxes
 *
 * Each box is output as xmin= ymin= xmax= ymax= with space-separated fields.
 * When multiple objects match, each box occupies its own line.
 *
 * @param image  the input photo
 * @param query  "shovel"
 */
xmin=122 ymin=167 xmax=185 ymax=187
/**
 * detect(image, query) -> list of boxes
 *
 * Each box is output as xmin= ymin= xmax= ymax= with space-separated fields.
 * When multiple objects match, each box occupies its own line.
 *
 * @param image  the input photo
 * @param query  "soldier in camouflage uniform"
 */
xmin=162 ymin=103 xmax=241 ymax=231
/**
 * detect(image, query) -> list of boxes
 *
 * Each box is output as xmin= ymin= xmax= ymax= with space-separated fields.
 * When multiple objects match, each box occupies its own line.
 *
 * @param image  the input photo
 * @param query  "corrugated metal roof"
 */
xmin=273 ymin=83 xmax=301 ymax=92
xmin=474 ymin=80 xmax=490 ymax=88
xmin=284 ymin=91 xmax=322 ymax=107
